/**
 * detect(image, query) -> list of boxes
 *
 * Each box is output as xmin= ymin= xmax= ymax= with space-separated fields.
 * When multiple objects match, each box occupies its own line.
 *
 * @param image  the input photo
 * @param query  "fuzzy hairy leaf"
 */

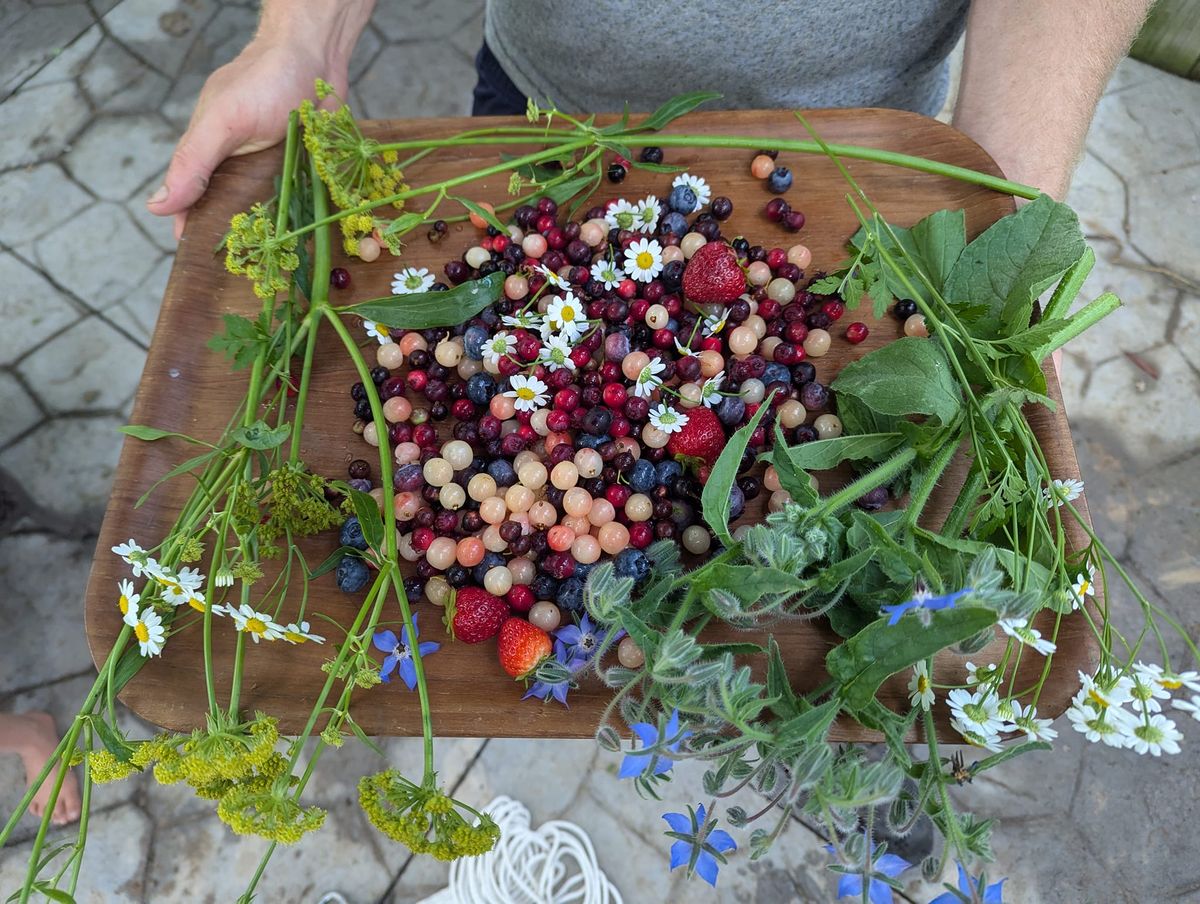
xmin=833 ymin=337 xmax=962 ymax=425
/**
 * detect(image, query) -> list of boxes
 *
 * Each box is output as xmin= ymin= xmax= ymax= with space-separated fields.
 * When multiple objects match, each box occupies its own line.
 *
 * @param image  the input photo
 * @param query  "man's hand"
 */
xmin=147 ymin=1 xmax=374 ymax=239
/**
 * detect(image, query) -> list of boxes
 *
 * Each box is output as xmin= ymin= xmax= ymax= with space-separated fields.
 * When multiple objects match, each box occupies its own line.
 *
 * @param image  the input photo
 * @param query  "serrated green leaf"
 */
xmin=832 ymin=337 xmax=962 ymax=425
xmin=231 ymin=419 xmax=291 ymax=450
xmin=909 ymin=208 xmax=966 ymax=293
xmin=343 ymin=272 xmax=504 ymax=330
xmin=207 ymin=313 xmax=266 ymax=370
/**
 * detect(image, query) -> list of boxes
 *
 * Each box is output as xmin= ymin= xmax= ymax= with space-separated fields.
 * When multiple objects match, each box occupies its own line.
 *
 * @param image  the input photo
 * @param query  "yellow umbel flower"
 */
xmin=299 ymin=93 xmax=407 ymax=213
xmin=223 ymin=204 xmax=300 ymax=299
xmin=358 ymin=770 xmax=500 ymax=861
xmin=88 ymin=750 xmax=140 ymax=784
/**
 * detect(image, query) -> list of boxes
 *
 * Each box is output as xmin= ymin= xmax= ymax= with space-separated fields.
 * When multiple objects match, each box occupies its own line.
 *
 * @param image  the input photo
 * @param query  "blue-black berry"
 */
xmin=767 ymin=166 xmax=793 ymax=194
xmin=336 ymin=556 xmax=370 ymax=593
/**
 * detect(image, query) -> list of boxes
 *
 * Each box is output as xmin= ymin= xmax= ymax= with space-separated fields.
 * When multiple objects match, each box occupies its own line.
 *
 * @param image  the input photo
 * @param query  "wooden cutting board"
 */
xmin=83 ymin=108 xmax=1098 ymax=739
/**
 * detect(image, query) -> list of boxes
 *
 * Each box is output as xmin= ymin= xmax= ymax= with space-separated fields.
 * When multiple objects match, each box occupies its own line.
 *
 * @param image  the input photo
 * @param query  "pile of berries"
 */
xmin=334 ymin=157 xmax=876 ymax=685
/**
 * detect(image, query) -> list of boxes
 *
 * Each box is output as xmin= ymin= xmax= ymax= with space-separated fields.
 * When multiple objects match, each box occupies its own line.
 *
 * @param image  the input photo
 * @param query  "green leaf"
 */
xmin=832 ymin=337 xmax=962 ymax=425
xmin=827 ymin=606 xmax=998 ymax=713
xmin=347 ymin=488 xmax=384 ymax=551
xmin=942 ymin=195 xmax=1087 ymax=338
xmin=541 ymin=173 xmax=598 ymax=206
xmin=768 ymin=422 xmax=819 ymax=507
xmin=343 ymin=272 xmax=504 ymax=330
xmin=633 ymin=91 xmax=723 ymax=132
xmin=450 ymin=196 xmax=507 ymax=233
xmin=120 ymin=425 xmax=211 ymax=445
xmin=346 ymin=717 xmax=387 ymax=758
xmin=90 ymin=716 xmax=134 ymax=763
xmin=969 ymin=740 xmax=1052 ymax=775
xmin=909 ymin=208 xmax=966 ymax=293
xmin=694 ymin=564 xmax=801 ymax=603
xmin=766 ymin=636 xmax=802 ymax=719
xmin=304 ymin=546 xmax=358 ymax=581
xmin=702 ymin=394 xmax=773 ymax=546
xmin=31 ymin=885 xmax=76 ymax=904
xmin=207 ymin=313 xmax=266 ymax=370
xmin=772 ymin=432 xmax=905 ymax=471
xmin=702 ymin=642 xmax=767 ymax=658
xmin=1042 ymin=246 xmax=1096 ymax=321
xmin=134 ymin=449 xmax=220 ymax=508
xmin=231 ymin=419 xmax=291 ymax=450
xmin=380 ymin=211 xmax=426 ymax=241
xmin=835 ymin=394 xmax=901 ymax=436
xmin=630 ymin=160 xmax=688 ymax=174
xmin=774 ymin=698 xmax=841 ymax=747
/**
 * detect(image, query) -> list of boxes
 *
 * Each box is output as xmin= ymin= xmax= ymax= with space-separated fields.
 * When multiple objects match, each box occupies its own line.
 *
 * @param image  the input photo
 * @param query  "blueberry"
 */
xmin=446 ymin=564 xmax=470 ymax=588
xmin=613 ymin=548 xmax=651 ymax=583
xmin=727 ymin=484 xmax=746 ymax=520
xmin=463 ymin=325 xmax=488 ymax=360
xmin=668 ymin=184 xmax=697 ymax=214
xmin=582 ymin=408 xmax=612 ymax=435
xmin=893 ymin=299 xmax=919 ymax=321
xmin=531 ymin=574 xmax=559 ymax=601
xmin=577 ymin=433 xmax=611 ymax=451
xmin=767 ymin=166 xmax=793 ymax=194
xmin=629 ymin=458 xmax=657 ymax=493
xmin=800 ymin=382 xmax=829 ymax=411
xmin=639 ymin=146 xmax=663 ymax=164
xmin=607 ymin=162 xmax=627 ymax=183
xmin=655 ymin=459 xmax=683 ymax=487
xmin=791 ymin=361 xmax=817 ymax=385
xmin=573 ymin=561 xmax=596 ymax=583
xmin=659 ymin=259 xmax=685 ymax=292
xmin=487 ymin=459 xmax=517 ymax=487
xmin=557 ymin=576 xmax=586 ymax=611
xmin=466 ymin=372 xmax=497 ymax=405
xmin=394 ymin=463 xmax=424 ymax=492
xmin=339 ymin=517 xmax=369 ymax=550
xmin=761 ymin=363 xmax=791 ymax=386
xmin=658 ymin=210 xmax=689 ymax=237
xmin=347 ymin=478 xmax=373 ymax=493
xmin=473 ymin=551 xmax=506 ymax=585
xmin=715 ymin=395 xmax=747 ymax=426
xmin=335 ymin=555 xmax=370 ymax=593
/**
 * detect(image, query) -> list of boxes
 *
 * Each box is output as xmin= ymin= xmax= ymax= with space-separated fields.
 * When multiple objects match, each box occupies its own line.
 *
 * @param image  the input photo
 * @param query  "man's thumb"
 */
xmin=147 ymin=120 xmax=240 ymax=216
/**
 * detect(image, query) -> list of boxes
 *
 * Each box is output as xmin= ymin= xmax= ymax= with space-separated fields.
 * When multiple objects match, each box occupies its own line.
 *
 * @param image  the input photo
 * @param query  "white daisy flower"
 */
xmin=502 ymin=311 xmax=543 ymax=331
xmin=363 ymin=319 xmax=394 ymax=345
xmin=391 ymin=267 xmax=434 ymax=295
xmin=947 ymin=687 xmax=1004 ymax=737
xmin=1070 ymin=569 xmax=1095 ymax=610
xmin=623 ymin=238 xmax=664 ymax=283
xmin=1171 ymin=695 xmax=1200 ymax=723
xmin=998 ymin=617 xmax=1056 ymax=656
xmin=117 ymin=579 xmax=140 ymax=617
xmin=1127 ymin=670 xmax=1170 ymax=714
xmin=214 ymin=569 xmax=234 ymax=589
xmin=540 ymin=334 xmax=576 ymax=372
xmin=1135 ymin=662 xmax=1200 ymax=695
xmin=604 ymin=199 xmax=638 ymax=231
xmin=481 ymin=331 xmax=516 ymax=366
xmin=964 ymin=660 xmax=1001 ymax=688
xmin=703 ymin=308 xmax=730 ymax=336
xmin=634 ymin=195 xmax=661 ymax=233
xmin=632 ymin=356 xmax=666 ymax=398
xmin=112 ymin=538 xmax=146 ymax=564
xmin=671 ymin=172 xmax=711 ymax=211
xmin=504 ymin=374 xmax=549 ymax=412
xmin=1043 ymin=477 xmax=1084 ymax=508
xmin=1075 ymin=671 xmax=1134 ymax=710
xmin=227 ymin=603 xmax=285 ymax=643
xmin=700 ymin=372 xmax=725 ymax=408
xmin=156 ymin=566 xmax=205 ymax=607
xmin=951 ymin=720 xmax=1004 ymax=752
xmin=536 ymin=263 xmax=568 ymax=289
xmin=184 ymin=589 xmax=207 ymax=614
xmin=908 ymin=660 xmax=934 ymax=710
xmin=544 ymin=292 xmax=586 ymax=341
xmin=648 ymin=404 xmax=688 ymax=434
xmin=1066 ymin=699 xmax=1135 ymax=747
xmin=1006 ymin=701 xmax=1058 ymax=742
xmin=1123 ymin=712 xmax=1183 ymax=756
xmin=673 ymin=336 xmax=698 ymax=358
xmin=282 ymin=620 xmax=326 ymax=644
xmin=124 ymin=602 xmax=166 ymax=658
xmin=590 ymin=258 xmax=624 ymax=290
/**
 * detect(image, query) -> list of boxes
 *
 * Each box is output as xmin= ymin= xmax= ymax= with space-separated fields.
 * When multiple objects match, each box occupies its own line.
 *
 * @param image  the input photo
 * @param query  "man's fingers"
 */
xmin=173 ymin=211 xmax=189 ymax=242
xmin=147 ymin=115 xmax=242 ymax=216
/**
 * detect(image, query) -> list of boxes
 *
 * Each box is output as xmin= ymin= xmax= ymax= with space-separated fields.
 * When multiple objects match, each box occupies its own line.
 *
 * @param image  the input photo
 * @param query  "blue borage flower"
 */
xmin=662 ymin=803 xmax=736 ymax=887
xmin=928 ymin=862 xmax=1006 ymax=904
xmin=825 ymin=835 xmax=911 ymax=904
xmin=880 ymin=585 xmax=973 ymax=626
xmin=373 ymin=614 xmax=440 ymax=690
xmin=619 ymin=708 xmax=689 ymax=779
xmin=554 ymin=614 xmax=608 ymax=665
xmin=523 ymin=646 xmax=576 ymax=706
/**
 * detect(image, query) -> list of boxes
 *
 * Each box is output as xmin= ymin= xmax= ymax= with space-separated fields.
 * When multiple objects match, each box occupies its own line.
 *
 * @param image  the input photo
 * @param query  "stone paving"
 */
xmin=1 ymin=1 xmax=1198 ymax=902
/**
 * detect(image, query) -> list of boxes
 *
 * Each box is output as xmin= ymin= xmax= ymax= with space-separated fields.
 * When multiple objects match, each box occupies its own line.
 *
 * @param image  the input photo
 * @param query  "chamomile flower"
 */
xmin=673 ymin=336 xmax=698 ymax=358
xmin=481 ymin=331 xmax=516 ymax=366
xmin=156 ymin=566 xmax=205 ymax=607
xmin=908 ymin=660 xmax=934 ymax=710
xmin=117 ymin=579 xmax=140 ymax=617
xmin=672 ymin=172 xmax=711 ymax=211
xmin=634 ymin=195 xmax=661 ymax=233
xmin=390 ymin=267 xmax=434 ymax=295
xmin=951 ymin=721 xmax=1003 ymax=752
xmin=964 ymin=661 xmax=1000 ymax=688
xmin=1043 ymin=477 xmax=1084 ymax=508
xmin=604 ymin=198 xmax=638 ymax=231
xmin=124 ymin=602 xmax=165 ymax=658
xmin=1123 ymin=713 xmax=1183 ymax=756
xmin=702 ymin=307 xmax=730 ymax=336
xmin=282 ymin=621 xmax=326 ymax=644
xmin=1075 ymin=670 xmax=1134 ymax=710
xmin=948 ymin=687 xmax=1004 ymax=737
xmin=623 ymin=238 xmax=664 ymax=283
xmin=184 ymin=590 xmax=207 ymax=614
xmin=590 ymin=258 xmax=624 ymax=290
xmin=536 ymin=263 xmax=568 ymax=289
xmin=648 ymin=404 xmax=688 ymax=434
xmin=544 ymin=292 xmax=586 ymax=341
xmin=1070 ymin=569 xmax=1095 ymax=609
xmin=1171 ymin=695 xmax=1200 ymax=723
xmin=1007 ymin=701 xmax=1058 ymax=742
xmin=227 ymin=603 xmax=285 ymax=643
xmin=540 ymin=334 xmax=576 ymax=372
xmin=1126 ymin=669 xmax=1170 ymax=714
xmin=632 ymin=356 xmax=666 ymax=398
xmin=214 ymin=569 xmax=234 ymax=589
xmin=504 ymin=374 xmax=549 ymax=412
xmin=501 ymin=311 xmax=542 ymax=331
xmin=997 ymin=617 xmax=1056 ymax=656
xmin=1066 ymin=699 xmax=1134 ymax=747
xmin=112 ymin=538 xmax=147 ymax=566
xmin=700 ymin=372 xmax=725 ymax=407
xmin=363 ymin=319 xmax=393 ymax=345
xmin=1135 ymin=662 xmax=1200 ymax=695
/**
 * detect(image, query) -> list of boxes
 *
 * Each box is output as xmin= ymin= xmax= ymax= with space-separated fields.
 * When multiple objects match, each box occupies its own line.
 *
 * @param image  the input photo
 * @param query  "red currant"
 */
xmin=822 ymin=300 xmax=846 ymax=321
xmin=845 ymin=322 xmax=869 ymax=344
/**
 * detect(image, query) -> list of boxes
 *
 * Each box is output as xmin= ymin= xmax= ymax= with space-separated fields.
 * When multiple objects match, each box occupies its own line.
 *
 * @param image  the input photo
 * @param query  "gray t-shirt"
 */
xmin=485 ymin=0 xmax=969 ymax=117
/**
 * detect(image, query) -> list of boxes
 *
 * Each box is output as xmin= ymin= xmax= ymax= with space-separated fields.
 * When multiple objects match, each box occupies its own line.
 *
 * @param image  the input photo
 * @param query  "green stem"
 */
xmin=903 ymin=423 xmax=964 ymax=529
xmin=942 ymin=467 xmax=985 ymax=539
xmin=811 ymin=448 xmax=918 ymax=520
xmin=19 ymin=716 xmax=84 ymax=903
xmin=288 ymin=304 xmax=322 ymax=465
xmin=377 ymin=126 xmax=580 ymax=151
xmin=389 ymin=571 xmax=434 ymax=776
xmin=228 ymin=632 xmax=246 ymax=715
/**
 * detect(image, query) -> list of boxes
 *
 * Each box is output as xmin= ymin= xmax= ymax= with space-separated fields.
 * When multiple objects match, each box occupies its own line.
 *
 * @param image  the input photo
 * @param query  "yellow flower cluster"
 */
xmin=232 ymin=560 xmax=264 ymax=584
xmin=259 ymin=463 xmax=344 ymax=546
xmin=218 ymin=784 xmax=326 ymax=844
xmin=88 ymin=749 xmax=140 ymax=784
xmin=358 ymin=770 xmax=500 ymax=861
xmin=224 ymin=204 xmax=300 ymax=299
xmin=178 ymin=536 xmax=205 ymax=563
xmin=299 ymin=97 xmax=408 ymax=214
xmin=339 ymin=213 xmax=403 ymax=257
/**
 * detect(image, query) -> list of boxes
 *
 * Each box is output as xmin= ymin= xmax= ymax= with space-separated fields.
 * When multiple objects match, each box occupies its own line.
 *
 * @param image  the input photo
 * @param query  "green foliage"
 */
xmin=344 ymin=272 xmax=505 ymax=330
xmin=702 ymin=396 xmax=773 ymax=545
xmin=832 ymin=337 xmax=962 ymax=425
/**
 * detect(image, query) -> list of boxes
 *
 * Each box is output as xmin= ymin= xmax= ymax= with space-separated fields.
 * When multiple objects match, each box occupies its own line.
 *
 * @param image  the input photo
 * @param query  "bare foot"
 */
xmin=0 ymin=712 xmax=81 ymax=826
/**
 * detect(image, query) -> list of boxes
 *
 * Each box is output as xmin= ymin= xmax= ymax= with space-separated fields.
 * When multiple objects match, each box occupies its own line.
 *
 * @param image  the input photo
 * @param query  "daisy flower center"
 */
xmin=517 ymin=387 xmax=535 ymax=401
xmin=963 ymin=702 xmax=989 ymax=723
xmin=135 ymin=622 xmax=150 ymax=643
xmin=1088 ymin=688 xmax=1110 ymax=708
xmin=188 ymin=598 xmax=206 ymax=613
xmin=119 ymin=595 xmax=130 ymax=614
xmin=246 ymin=617 xmax=268 ymax=635
xmin=636 ymin=251 xmax=654 ymax=269
xmin=1161 ymin=677 xmax=1183 ymax=690
xmin=917 ymin=675 xmax=929 ymax=693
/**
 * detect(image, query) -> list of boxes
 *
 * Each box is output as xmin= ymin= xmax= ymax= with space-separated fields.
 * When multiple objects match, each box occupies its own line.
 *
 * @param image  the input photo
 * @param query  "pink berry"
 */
xmin=846 ymin=322 xmax=869 ymax=344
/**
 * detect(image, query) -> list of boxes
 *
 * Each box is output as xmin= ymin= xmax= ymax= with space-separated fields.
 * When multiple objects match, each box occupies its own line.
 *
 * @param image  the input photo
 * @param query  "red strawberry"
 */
xmin=682 ymin=242 xmax=746 ymax=304
xmin=497 ymin=617 xmax=551 ymax=678
xmin=666 ymin=406 xmax=727 ymax=468
xmin=446 ymin=587 xmax=509 ymax=644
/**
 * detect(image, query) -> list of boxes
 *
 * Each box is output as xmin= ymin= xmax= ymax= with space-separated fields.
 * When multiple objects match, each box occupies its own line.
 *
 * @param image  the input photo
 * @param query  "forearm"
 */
xmin=256 ymin=0 xmax=376 ymax=66
xmin=953 ymin=0 xmax=1150 ymax=199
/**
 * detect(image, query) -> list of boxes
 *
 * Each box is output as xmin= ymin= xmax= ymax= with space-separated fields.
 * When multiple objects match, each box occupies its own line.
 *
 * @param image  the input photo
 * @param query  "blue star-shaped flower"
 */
xmin=826 ymin=836 xmax=912 ymax=904
xmin=881 ymin=586 xmax=973 ymax=625
xmin=522 ymin=646 xmax=578 ymax=707
xmin=928 ymin=862 xmax=1005 ymax=904
xmin=663 ymin=803 xmax=736 ymax=887
xmin=554 ymin=614 xmax=608 ymax=665
xmin=372 ymin=614 xmax=439 ymax=690
xmin=619 ymin=708 xmax=690 ymax=779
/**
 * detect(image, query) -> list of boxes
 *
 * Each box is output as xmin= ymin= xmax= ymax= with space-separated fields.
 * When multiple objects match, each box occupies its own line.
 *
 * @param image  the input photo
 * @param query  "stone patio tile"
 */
xmin=124 ymin=183 xmax=179 ymax=252
xmin=0 ymin=81 xmax=90 ymax=170
xmin=0 ymin=252 xmax=80 ymax=364
xmin=16 ymin=315 xmax=144 ymax=413
xmin=100 ymin=0 xmax=218 ymax=79
xmin=355 ymin=41 xmax=475 ymax=121
xmin=158 ymin=3 xmax=258 ymax=127
xmin=63 ymin=114 xmax=179 ymax=202
xmin=350 ymin=24 xmax=385 ymax=85
xmin=371 ymin=0 xmax=484 ymax=44
xmin=1088 ymin=63 xmax=1200 ymax=181
xmin=0 ymin=1 xmax=96 ymax=99
xmin=1173 ymin=291 xmax=1199 ymax=353
xmin=1126 ymin=162 xmax=1200 ymax=285
xmin=1065 ymin=151 xmax=1126 ymax=244
xmin=1124 ymin=453 xmax=1200 ymax=615
xmin=0 ymin=162 xmax=93 ymax=248
xmin=0 ymin=372 xmax=42 ymax=448
xmin=79 ymin=35 xmax=172 ymax=114
xmin=1 ymin=414 xmax=125 ymax=521
xmin=1071 ymin=252 xmax=1179 ymax=349
xmin=22 ymin=21 xmax=102 ymax=90
xmin=103 ymin=253 xmax=172 ymax=343
xmin=34 ymin=201 xmax=162 ymax=310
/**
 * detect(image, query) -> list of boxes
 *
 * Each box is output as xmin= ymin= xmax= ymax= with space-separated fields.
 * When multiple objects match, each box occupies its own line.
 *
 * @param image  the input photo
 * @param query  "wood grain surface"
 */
xmin=83 ymin=108 xmax=1099 ymax=740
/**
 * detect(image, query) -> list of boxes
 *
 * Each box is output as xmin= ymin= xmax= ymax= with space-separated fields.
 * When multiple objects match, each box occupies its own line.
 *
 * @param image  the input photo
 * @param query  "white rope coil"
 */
xmin=420 ymin=796 xmax=623 ymax=904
